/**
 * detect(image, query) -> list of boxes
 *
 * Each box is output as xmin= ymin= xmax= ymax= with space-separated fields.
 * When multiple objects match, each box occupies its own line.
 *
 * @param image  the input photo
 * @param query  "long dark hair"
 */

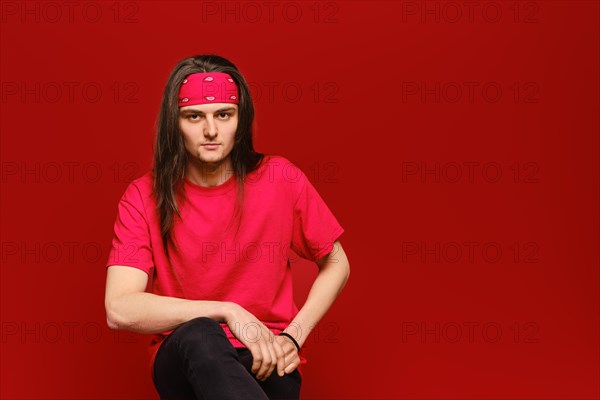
xmin=152 ymin=54 xmax=265 ymax=261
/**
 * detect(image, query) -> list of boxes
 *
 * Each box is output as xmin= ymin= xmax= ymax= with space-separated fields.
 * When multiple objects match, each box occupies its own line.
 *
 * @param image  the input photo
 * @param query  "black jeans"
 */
xmin=152 ymin=316 xmax=302 ymax=400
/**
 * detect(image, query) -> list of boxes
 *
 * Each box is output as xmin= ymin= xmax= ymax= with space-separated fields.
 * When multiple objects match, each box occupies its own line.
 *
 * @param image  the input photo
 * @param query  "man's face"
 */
xmin=179 ymin=103 xmax=238 ymax=169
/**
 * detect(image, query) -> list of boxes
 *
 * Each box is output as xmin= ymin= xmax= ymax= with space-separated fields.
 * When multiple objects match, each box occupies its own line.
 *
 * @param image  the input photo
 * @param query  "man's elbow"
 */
xmin=317 ymin=249 xmax=350 ymax=280
xmin=342 ymin=261 xmax=350 ymax=285
xmin=105 ymin=298 xmax=131 ymax=330
xmin=106 ymin=315 xmax=120 ymax=330
xmin=345 ymin=262 xmax=350 ymax=280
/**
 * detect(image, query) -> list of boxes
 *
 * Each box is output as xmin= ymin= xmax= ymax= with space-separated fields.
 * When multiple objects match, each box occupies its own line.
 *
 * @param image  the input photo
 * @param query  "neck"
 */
xmin=185 ymin=158 xmax=234 ymax=188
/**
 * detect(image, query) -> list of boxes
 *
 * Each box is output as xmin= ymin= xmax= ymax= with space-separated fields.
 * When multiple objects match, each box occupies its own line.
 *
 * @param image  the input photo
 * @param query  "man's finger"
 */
xmin=284 ymin=361 xmax=298 ymax=375
xmin=250 ymin=345 xmax=262 ymax=375
xmin=264 ymin=340 xmax=277 ymax=380
xmin=273 ymin=339 xmax=286 ymax=377
xmin=256 ymin=340 xmax=271 ymax=380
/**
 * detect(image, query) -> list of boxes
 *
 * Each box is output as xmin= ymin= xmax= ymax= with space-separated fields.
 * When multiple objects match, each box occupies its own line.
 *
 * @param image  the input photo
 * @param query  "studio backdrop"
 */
xmin=1 ymin=1 xmax=599 ymax=399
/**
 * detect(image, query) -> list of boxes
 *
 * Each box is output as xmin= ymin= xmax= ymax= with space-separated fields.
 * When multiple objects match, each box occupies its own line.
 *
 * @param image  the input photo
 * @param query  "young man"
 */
xmin=104 ymin=54 xmax=349 ymax=400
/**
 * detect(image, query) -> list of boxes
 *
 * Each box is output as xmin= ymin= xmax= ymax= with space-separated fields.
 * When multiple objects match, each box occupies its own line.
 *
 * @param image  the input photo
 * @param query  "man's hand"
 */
xmin=224 ymin=303 xmax=287 ymax=381
xmin=275 ymin=334 xmax=301 ymax=375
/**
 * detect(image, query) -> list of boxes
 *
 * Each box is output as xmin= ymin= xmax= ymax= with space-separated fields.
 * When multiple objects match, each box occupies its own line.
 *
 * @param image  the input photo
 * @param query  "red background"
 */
xmin=1 ymin=1 xmax=599 ymax=399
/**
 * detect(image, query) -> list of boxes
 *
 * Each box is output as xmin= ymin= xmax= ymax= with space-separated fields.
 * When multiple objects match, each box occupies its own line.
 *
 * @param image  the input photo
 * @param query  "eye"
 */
xmin=218 ymin=112 xmax=231 ymax=119
xmin=188 ymin=114 xmax=200 ymax=120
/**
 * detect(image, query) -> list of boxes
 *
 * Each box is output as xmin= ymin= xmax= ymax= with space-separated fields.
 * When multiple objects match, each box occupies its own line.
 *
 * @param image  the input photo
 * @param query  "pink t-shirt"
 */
xmin=105 ymin=154 xmax=344 ymax=381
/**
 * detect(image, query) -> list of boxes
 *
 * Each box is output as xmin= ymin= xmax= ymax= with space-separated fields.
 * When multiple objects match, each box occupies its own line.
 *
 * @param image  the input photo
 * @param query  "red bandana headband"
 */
xmin=178 ymin=72 xmax=239 ymax=107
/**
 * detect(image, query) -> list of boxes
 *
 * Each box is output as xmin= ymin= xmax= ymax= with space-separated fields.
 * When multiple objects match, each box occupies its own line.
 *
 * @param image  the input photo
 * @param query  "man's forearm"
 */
xmin=106 ymin=292 xmax=232 ymax=334
xmin=284 ymin=244 xmax=350 ymax=348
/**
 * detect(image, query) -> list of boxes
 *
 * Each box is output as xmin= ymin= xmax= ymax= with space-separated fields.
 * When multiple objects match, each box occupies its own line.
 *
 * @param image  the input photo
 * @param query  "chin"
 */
xmin=197 ymin=155 xmax=222 ymax=163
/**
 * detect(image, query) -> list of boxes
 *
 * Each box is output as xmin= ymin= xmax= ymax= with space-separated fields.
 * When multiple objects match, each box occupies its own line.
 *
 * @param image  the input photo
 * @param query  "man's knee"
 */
xmin=177 ymin=316 xmax=224 ymax=336
xmin=167 ymin=317 xmax=236 ymax=368
xmin=172 ymin=317 xmax=227 ymax=348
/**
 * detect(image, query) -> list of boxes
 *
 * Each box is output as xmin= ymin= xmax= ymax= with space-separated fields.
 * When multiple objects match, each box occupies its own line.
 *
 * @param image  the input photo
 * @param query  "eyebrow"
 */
xmin=180 ymin=107 xmax=237 ymax=115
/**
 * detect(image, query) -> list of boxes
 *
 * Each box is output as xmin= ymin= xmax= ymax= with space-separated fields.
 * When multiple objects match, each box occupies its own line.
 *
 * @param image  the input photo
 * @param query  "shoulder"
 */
xmin=259 ymin=155 xmax=310 ymax=206
xmin=246 ymin=155 xmax=307 ymax=201
xmin=260 ymin=154 xmax=307 ymax=185
xmin=119 ymin=170 xmax=154 ymax=207
xmin=260 ymin=154 xmax=293 ymax=168
xmin=130 ymin=170 xmax=154 ymax=193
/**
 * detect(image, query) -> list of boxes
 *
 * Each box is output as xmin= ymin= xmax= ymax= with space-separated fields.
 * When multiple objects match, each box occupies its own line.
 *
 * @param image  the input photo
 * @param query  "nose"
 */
xmin=203 ymin=114 xmax=218 ymax=138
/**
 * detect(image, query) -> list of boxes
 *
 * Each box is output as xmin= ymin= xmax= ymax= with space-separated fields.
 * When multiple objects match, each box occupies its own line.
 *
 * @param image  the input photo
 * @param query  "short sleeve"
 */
xmin=105 ymin=181 xmax=154 ymax=275
xmin=290 ymin=168 xmax=345 ymax=262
